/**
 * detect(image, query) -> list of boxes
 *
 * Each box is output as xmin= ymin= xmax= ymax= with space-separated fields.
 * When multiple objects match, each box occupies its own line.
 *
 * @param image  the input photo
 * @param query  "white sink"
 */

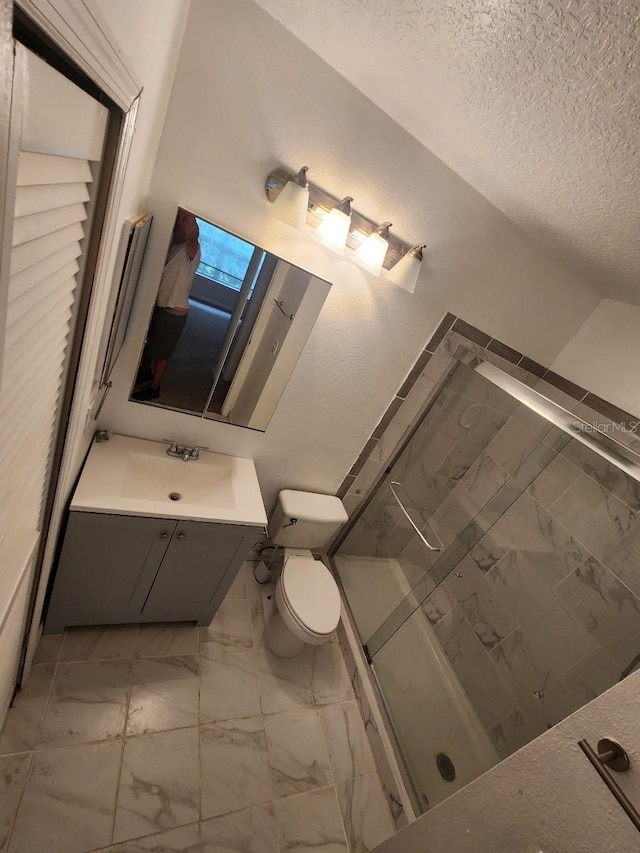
xmin=71 ymin=434 xmax=267 ymax=526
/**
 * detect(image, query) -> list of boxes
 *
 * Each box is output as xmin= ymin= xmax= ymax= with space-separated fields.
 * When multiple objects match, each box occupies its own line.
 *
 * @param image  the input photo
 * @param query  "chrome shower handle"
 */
xmin=578 ymin=738 xmax=640 ymax=832
xmin=389 ymin=482 xmax=442 ymax=552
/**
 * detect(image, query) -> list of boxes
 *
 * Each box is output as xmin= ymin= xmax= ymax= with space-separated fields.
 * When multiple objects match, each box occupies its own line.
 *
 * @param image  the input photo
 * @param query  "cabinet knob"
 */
xmin=177 ymin=532 xmax=186 ymax=541
xmin=160 ymin=533 xmax=169 ymax=540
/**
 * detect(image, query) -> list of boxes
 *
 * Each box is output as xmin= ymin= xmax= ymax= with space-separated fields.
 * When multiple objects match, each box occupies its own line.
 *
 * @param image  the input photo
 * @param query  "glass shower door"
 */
xmin=332 ymin=359 xmax=571 ymax=811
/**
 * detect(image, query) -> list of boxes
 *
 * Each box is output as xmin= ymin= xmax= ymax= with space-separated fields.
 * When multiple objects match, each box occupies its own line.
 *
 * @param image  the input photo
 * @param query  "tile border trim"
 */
xmin=334 ymin=312 xmax=640 ymax=515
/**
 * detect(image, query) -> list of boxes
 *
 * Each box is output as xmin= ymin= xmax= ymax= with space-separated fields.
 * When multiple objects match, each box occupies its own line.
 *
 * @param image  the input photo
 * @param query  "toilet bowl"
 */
xmin=263 ymin=490 xmax=347 ymax=658
xmin=266 ymin=549 xmax=342 ymax=657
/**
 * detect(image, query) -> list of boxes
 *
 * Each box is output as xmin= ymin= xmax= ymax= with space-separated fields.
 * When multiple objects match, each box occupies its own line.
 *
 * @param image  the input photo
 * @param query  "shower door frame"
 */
xmin=328 ymin=349 xmax=469 ymax=815
xmin=328 ymin=346 xmax=640 ymax=816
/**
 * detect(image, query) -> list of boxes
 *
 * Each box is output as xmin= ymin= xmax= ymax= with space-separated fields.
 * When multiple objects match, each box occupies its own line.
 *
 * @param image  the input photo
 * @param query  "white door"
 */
xmin=0 ymin=45 xmax=108 ymax=720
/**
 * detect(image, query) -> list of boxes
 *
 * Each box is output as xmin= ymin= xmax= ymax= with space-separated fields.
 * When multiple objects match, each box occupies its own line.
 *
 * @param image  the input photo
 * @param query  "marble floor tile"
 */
xmin=199 ymin=599 xmax=252 ymax=652
xmin=201 ymin=804 xmax=277 ymax=853
xmin=60 ymin=625 xmax=138 ymax=662
xmin=337 ymin=773 xmax=395 ymax=853
xmin=110 ymin=822 xmax=200 ymax=851
xmin=320 ymin=701 xmax=375 ymax=784
xmin=113 ymin=727 xmax=199 ymax=844
xmin=274 ymin=787 xmax=348 ymax=852
xmin=312 ymin=645 xmax=355 ymax=705
xmin=9 ymin=740 xmax=121 ymax=853
xmin=0 ymin=753 xmax=31 ymax=851
xmin=127 ymin=656 xmax=199 ymax=735
xmin=32 ymin=633 xmax=64 ymax=664
xmin=39 ymin=660 xmax=132 ymax=747
xmin=265 ymin=707 xmax=331 ymax=798
xmin=255 ymin=647 xmax=314 ymax=715
xmin=0 ymin=664 xmax=54 ymax=754
xmin=224 ymin=567 xmax=248 ymax=600
xmin=2 ymin=619 xmax=397 ymax=853
xmin=136 ymin=624 xmax=199 ymax=658
xmin=200 ymin=717 xmax=271 ymax=819
xmin=200 ymin=647 xmax=260 ymax=723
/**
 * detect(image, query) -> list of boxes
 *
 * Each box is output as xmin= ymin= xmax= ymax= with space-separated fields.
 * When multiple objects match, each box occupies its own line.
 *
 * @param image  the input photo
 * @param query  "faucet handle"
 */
xmin=189 ymin=445 xmax=209 ymax=460
xmin=162 ymin=438 xmax=179 ymax=454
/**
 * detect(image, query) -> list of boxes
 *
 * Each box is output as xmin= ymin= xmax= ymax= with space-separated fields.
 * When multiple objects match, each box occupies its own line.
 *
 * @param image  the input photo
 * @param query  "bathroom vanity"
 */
xmin=44 ymin=435 xmax=267 ymax=633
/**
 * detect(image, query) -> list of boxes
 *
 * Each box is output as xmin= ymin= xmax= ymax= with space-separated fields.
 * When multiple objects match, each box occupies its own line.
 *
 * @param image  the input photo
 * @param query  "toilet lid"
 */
xmin=281 ymin=557 xmax=341 ymax=635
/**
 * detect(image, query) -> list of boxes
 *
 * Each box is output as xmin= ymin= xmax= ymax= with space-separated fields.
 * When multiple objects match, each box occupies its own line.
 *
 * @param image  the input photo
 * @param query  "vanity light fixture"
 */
xmin=353 ymin=221 xmax=392 ymax=276
xmin=385 ymin=244 xmax=426 ymax=294
xmin=313 ymin=196 xmax=354 ymax=255
xmin=265 ymin=166 xmax=424 ymax=286
xmin=268 ymin=166 xmax=310 ymax=229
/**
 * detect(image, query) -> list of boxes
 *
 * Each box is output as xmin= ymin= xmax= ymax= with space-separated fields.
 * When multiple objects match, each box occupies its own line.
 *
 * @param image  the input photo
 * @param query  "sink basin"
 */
xmin=123 ymin=451 xmax=235 ymax=508
xmin=71 ymin=434 xmax=267 ymax=526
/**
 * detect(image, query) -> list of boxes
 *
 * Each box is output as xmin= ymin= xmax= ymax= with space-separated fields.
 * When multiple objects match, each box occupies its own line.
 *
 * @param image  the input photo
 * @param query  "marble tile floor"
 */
xmin=0 ymin=563 xmax=395 ymax=853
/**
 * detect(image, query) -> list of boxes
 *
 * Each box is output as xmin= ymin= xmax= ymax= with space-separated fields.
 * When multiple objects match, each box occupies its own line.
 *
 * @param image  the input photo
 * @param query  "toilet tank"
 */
xmin=268 ymin=490 xmax=348 ymax=548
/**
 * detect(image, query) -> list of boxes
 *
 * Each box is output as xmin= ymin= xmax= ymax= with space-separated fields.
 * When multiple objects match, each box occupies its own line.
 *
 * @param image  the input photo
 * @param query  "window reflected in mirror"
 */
xmin=130 ymin=208 xmax=331 ymax=431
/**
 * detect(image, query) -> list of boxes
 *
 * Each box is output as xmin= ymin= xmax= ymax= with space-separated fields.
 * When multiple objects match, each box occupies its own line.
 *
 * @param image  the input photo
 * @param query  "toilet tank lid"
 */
xmin=278 ymin=490 xmax=348 ymax=523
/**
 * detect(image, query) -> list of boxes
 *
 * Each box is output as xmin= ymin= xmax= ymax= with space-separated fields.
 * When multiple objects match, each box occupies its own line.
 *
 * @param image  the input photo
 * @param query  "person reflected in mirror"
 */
xmin=133 ymin=208 xmax=201 ymax=400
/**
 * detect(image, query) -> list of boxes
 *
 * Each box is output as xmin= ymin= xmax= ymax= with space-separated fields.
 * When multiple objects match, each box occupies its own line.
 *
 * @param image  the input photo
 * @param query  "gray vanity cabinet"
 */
xmin=44 ymin=511 xmax=256 ymax=633
xmin=142 ymin=519 xmax=255 ymax=623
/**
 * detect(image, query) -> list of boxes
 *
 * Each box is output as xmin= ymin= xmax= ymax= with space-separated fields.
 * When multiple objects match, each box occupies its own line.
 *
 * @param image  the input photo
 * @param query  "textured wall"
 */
xmin=101 ymin=0 xmax=600 ymax=509
xmin=254 ymin=0 xmax=640 ymax=304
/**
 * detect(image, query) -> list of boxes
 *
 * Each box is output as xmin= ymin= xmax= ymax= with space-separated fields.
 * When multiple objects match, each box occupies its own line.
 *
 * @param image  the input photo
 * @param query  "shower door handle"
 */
xmin=578 ymin=738 xmax=640 ymax=832
xmin=389 ymin=482 xmax=442 ymax=552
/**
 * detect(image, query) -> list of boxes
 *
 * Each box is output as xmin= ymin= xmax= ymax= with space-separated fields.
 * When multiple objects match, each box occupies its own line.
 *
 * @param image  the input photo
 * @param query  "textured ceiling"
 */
xmin=253 ymin=0 xmax=640 ymax=303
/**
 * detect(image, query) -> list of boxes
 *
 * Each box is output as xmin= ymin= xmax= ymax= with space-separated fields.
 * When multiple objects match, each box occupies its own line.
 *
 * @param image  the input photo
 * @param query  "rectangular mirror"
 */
xmin=130 ymin=208 xmax=331 ymax=431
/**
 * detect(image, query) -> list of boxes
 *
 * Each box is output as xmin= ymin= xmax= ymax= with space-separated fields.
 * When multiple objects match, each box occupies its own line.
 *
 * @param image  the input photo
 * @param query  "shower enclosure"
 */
xmin=330 ymin=354 xmax=640 ymax=813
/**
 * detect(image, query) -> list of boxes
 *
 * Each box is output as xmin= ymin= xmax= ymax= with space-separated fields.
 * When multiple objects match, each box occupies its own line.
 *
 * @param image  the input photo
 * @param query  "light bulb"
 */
xmin=353 ymin=221 xmax=392 ymax=276
xmin=385 ymin=244 xmax=425 ymax=294
xmin=314 ymin=196 xmax=353 ymax=255
xmin=269 ymin=166 xmax=309 ymax=229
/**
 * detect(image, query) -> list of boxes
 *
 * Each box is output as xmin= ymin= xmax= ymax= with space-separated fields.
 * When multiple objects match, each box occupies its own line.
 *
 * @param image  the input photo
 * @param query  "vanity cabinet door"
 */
xmin=45 ymin=513 xmax=176 ymax=632
xmin=142 ymin=520 xmax=255 ymax=624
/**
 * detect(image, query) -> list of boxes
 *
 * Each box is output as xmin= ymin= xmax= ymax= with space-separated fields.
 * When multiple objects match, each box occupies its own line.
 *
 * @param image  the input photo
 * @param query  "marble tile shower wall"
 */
xmin=334 ymin=313 xmax=640 ymax=765
xmin=419 ymin=422 xmax=640 ymax=757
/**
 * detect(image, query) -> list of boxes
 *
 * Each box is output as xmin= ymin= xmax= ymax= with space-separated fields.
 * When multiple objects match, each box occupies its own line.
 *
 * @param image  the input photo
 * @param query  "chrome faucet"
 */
xmin=162 ymin=440 xmax=209 ymax=462
xmin=188 ymin=446 xmax=208 ymax=461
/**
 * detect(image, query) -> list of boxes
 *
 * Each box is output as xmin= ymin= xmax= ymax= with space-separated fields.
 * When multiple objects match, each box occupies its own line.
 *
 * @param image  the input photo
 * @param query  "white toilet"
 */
xmin=264 ymin=490 xmax=348 ymax=658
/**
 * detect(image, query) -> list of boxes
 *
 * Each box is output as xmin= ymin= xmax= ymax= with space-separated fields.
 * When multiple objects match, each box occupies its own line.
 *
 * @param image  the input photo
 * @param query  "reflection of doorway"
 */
xmin=148 ymin=218 xmax=263 ymax=412
xmin=157 ymin=300 xmax=230 ymax=412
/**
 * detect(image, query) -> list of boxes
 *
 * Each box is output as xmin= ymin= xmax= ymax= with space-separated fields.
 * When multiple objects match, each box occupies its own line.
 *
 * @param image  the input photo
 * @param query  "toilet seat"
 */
xmin=278 ymin=556 xmax=341 ymax=637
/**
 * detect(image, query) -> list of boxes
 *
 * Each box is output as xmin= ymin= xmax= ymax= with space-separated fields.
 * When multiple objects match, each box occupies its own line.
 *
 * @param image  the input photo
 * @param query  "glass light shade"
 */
xmin=385 ymin=245 xmax=425 ymax=294
xmin=353 ymin=222 xmax=391 ymax=276
xmin=313 ymin=198 xmax=353 ymax=254
xmin=269 ymin=180 xmax=309 ymax=229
